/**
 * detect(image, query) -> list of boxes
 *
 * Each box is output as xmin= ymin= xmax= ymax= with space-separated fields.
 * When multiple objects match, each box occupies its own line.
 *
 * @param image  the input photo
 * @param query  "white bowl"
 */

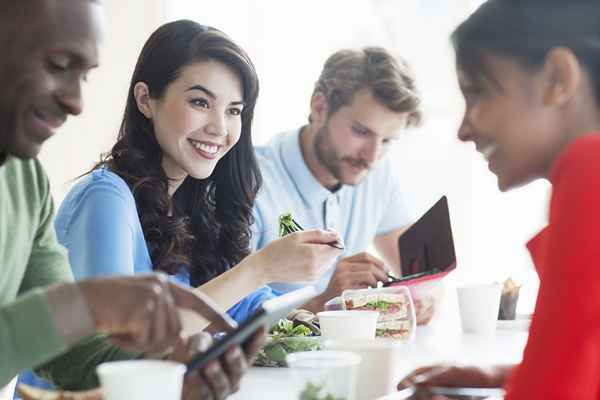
xmin=317 ymin=310 xmax=379 ymax=340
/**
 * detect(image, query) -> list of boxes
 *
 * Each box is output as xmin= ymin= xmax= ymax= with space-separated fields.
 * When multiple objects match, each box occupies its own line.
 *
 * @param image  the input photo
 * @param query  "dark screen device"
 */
xmin=384 ymin=196 xmax=456 ymax=286
xmin=428 ymin=386 xmax=506 ymax=399
xmin=185 ymin=285 xmax=318 ymax=374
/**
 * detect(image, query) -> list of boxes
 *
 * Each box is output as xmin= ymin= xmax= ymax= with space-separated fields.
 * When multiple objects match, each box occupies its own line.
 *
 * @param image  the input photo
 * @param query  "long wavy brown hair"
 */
xmin=97 ymin=20 xmax=261 ymax=286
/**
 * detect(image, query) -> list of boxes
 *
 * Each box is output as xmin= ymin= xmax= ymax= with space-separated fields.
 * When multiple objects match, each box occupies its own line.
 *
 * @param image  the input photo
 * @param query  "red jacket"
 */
xmin=505 ymin=135 xmax=600 ymax=399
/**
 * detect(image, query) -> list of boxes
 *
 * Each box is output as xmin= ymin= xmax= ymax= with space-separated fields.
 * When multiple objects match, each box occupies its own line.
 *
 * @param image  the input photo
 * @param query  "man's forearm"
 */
xmin=0 ymin=288 xmax=68 ymax=386
xmin=36 ymin=335 xmax=139 ymax=390
xmin=45 ymin=282 xmax=96 ymax=346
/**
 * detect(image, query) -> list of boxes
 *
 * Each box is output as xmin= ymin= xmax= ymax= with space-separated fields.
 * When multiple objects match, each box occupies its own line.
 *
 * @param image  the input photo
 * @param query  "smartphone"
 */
xmin=185 ymin=285 xmax=318 ymax=374
xmin=428 ymin=386 xmax=505 ymax=399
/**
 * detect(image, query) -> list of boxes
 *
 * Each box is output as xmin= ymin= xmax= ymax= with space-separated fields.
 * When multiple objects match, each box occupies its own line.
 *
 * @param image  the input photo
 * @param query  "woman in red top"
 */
xmin=399 ymin=1 xmax=600 ymax=399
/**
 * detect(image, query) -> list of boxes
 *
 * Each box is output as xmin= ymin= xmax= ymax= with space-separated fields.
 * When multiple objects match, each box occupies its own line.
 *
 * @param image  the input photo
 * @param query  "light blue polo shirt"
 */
xmin=251 ymin=127 xmax=411 ymax=294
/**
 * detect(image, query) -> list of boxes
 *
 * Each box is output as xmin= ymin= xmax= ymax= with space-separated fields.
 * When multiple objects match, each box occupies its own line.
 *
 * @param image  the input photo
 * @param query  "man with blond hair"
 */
xmin=252 ymin=47 xmax=422 ymax=311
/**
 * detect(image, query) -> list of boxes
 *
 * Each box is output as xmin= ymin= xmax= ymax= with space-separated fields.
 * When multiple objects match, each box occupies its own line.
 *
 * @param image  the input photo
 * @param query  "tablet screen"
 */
xmin=398 ymin=196 xmax=456 ymax=277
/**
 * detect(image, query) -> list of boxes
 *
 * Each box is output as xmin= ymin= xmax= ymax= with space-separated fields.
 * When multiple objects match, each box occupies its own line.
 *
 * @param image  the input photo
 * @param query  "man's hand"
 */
xmin=17 ymin=385 xmax=102 ymax=400
xmin=305 ymin=252 xmax=389 ymax=312
xmin=170 ymin=328 xmax=266 ymax=400
xmin=78 ymin=274 xmax=236 ymax=354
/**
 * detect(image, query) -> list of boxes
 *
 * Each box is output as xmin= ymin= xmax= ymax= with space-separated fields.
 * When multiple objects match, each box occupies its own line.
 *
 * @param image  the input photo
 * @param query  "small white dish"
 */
xmin=317 ymin=310 xmax=379 ymax=340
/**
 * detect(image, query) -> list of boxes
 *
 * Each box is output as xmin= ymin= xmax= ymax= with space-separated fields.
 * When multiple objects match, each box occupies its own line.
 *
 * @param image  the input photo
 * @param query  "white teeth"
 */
xmin=480 ymin=145 xmax=497 ymax=160
xmin=190 ymin=140 xmax=218 ymax=155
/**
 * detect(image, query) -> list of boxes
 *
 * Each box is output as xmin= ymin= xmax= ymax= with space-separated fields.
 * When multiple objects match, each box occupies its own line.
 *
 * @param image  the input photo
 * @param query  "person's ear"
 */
xmin=309 ymin=92 xmax=329 ymax=126
xmin=542 ymin=47 xmax=582 ymax=107
xmin=133 ymin=82 xmax=154 ymax=119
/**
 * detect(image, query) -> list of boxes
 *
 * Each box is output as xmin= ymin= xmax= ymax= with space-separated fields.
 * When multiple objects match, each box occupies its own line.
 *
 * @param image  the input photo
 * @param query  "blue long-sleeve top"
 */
xmin=15 ymin=168 xmax=276 ymax=398
xmin=54 ymin=168 xmax=276 ymax=321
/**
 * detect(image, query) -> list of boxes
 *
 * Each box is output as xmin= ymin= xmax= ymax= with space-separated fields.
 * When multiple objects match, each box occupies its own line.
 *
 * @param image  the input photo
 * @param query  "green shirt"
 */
xmin=0 ymin=157 xmax=133 ymax=389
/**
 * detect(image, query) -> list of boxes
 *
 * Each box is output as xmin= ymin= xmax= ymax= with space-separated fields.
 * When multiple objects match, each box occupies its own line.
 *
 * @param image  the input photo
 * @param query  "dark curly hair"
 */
xmin=97 ymin=20 xmax=261 ymax=286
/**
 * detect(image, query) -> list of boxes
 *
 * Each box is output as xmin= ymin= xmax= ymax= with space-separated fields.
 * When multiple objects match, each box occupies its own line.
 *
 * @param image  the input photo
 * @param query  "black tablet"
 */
xmin=186 ymin=285 xmax=318 ymax=374
xmin=386 ymin=196 xmax=456 ymax=285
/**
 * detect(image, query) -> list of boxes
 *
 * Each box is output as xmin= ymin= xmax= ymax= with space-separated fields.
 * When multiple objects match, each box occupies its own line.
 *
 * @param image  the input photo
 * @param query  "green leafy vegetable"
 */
xmin=365 ymin=300 xmax=392 ymax=311
xmin=271 ymin=318 xmax=312 ymax=339
xmin=254 ymin=319 xmax=320 ymax=367
xmin=299 ymin=382 xmax=345 ymax=400
xmin=279 ymin=212 xmax=303 ymax=237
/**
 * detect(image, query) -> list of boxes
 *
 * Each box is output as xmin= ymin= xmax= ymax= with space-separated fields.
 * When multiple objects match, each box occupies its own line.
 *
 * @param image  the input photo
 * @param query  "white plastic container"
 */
xmin=287 ymin=351 xmax=362 ymax=400
xmin=317 ymin=310 xmax=379 ymax=340
xmin=97 ymin=360 xmax=185 ymax=400
xmin=322 ymin=339 xmax=405 ymax=400
xmin=404 ymin=277 xmax=446 ymax=325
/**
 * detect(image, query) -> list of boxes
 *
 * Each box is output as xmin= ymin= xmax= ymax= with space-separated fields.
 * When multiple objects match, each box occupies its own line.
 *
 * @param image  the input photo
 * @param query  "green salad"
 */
xmin=279 ymin=212 xmax=303 ymax=237
xmin=254 ymin=318 xmax=320 ymax=367
xmin=299 ymin=382 xmax=346 ymax=400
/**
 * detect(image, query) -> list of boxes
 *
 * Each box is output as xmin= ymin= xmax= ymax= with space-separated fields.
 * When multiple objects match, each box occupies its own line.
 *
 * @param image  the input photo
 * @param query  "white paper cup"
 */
xmin=0 ymin=376 xmax=17 ymax=400
xmin=317 ymin=310 xmax=379 ymax=340
xmin=322 ymin=339 xmax=404 ymax=400
xmin=457 ymin=283 xmax=502 ymax=336
xmin=97 ymin=360 xmax=185 ymax=400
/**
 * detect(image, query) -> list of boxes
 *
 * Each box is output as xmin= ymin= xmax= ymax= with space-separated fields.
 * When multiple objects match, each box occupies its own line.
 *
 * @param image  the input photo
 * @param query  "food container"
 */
xmin=387 ymin=272 xmax=448 ymax=325
xmin=287 ymin=351 xmax=361 ymax=400
xmin=323 ymin=296 xmax=345 ymax=311
xmin=322 ymin=338 xmax=405 ymax=400
xmin=341 ymin=286 xmax=416 ymax=342
xmin=254 ymin=335 xmax=321 ymax=367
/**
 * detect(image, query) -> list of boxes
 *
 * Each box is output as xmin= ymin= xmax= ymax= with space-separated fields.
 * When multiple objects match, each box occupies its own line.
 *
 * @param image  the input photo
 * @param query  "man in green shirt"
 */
xmin=0 ymin=1 xmax=262 ymax=398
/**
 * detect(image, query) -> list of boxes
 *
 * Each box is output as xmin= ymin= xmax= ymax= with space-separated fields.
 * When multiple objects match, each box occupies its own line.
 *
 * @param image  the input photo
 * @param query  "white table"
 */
xmin=230 ymin=288 xmax=529 ymax=400
xmin=0 ymin=377 xmax=17 ymax=400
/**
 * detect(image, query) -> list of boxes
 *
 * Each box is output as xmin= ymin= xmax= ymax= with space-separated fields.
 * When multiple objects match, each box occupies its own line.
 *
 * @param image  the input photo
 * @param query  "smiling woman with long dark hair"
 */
xmin=53 ymin=20 xmax=342 ymax=323
xmin=107 ymin=21 xmax=261 ymax=285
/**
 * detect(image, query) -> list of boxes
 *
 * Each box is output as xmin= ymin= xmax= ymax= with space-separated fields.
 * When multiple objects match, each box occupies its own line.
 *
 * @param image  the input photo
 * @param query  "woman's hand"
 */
xmin=397 ymin=364 xmax=513 ymax=399
xmin=252 ymin=230 xmax=343 ymax=283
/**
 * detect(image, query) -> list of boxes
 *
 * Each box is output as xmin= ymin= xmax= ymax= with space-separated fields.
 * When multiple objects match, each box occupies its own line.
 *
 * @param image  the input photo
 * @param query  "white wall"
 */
xmin=39 ymin=0 xmax=166 ymax=203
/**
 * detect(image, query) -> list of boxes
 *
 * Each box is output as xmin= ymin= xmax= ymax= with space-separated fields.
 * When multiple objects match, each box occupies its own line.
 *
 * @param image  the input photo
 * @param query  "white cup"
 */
xmin=322 ymin=339 xmax=404 ymax=400
xmin=97 ymin=360 xmax=185 ymax=400
xmin=457 ymin=283 xmax=502 ymax=336
xmin=287 ymin=351 xmax=362 ymax=400
xmin=0 ymin=377 xmax=17 ymax=400
xmin=317 ymin=310 xmax=379 ymax=340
